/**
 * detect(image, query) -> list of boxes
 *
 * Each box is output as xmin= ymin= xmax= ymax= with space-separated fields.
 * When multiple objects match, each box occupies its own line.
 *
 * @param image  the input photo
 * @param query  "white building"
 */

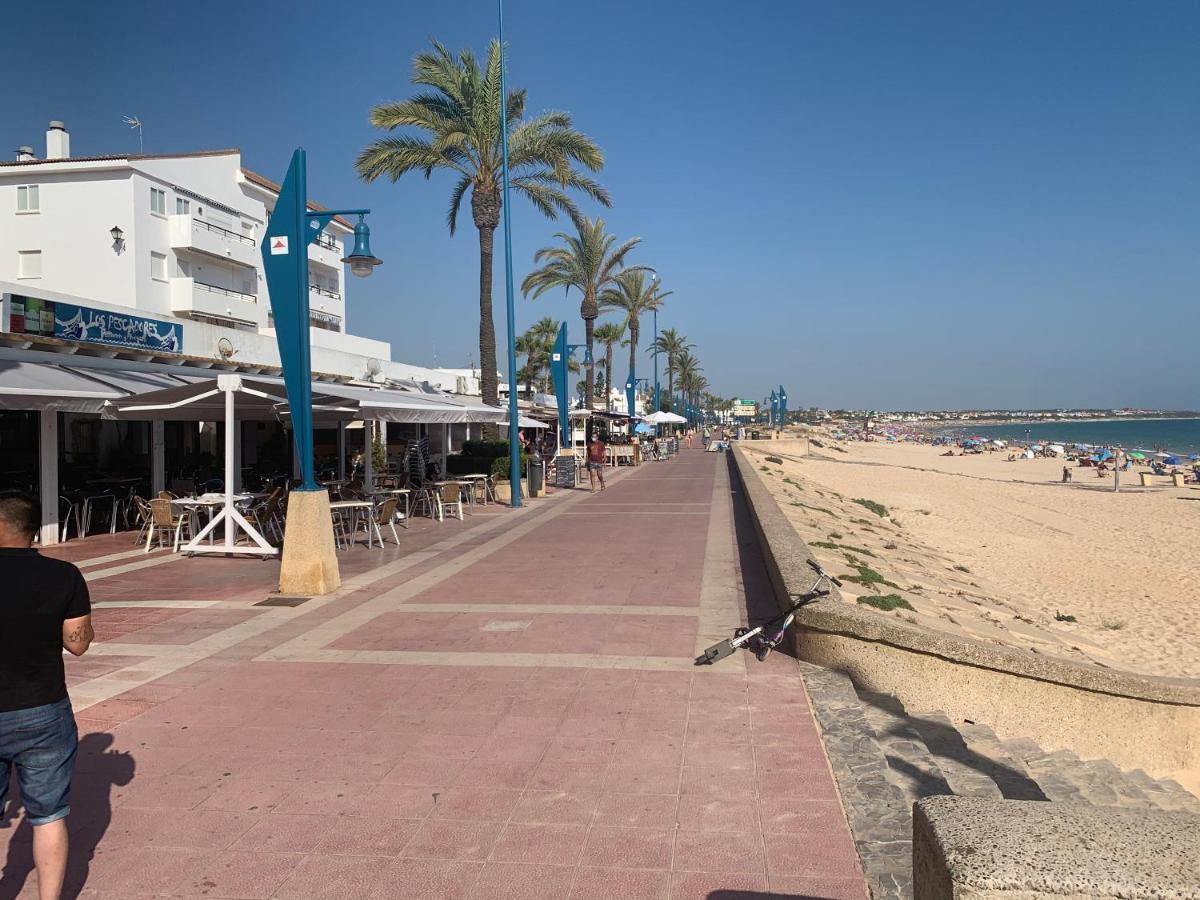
xmin=0 ymin=120 xmax=457 ymax=386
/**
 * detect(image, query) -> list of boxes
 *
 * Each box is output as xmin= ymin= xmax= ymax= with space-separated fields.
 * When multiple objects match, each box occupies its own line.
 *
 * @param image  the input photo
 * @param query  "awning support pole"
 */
xmin=39 ymin=410 xmax=59 ymax=546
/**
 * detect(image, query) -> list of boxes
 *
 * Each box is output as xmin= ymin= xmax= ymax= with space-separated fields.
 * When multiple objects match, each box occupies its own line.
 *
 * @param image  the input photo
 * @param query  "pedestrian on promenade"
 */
xmin=587 ymin=431 xmax=607 ymax=492
xmin=0 ymin=491 xmax=93 ymax=900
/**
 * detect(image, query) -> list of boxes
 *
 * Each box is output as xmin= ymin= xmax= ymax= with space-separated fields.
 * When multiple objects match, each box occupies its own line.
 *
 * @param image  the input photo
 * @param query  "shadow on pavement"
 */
xmin=1 ymin=732 xmax=135 ymax=899
xmin=709 ymin=892 xmax=841 ymax=899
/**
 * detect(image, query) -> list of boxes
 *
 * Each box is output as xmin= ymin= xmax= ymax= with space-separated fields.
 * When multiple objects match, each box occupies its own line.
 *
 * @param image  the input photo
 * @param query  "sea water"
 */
xmin=954 ymin=418 xmax=1200 ymax=455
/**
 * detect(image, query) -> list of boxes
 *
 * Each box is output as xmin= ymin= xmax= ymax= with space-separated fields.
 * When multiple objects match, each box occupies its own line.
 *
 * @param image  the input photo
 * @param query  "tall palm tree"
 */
xmin=356 ymin=39 xmax=610 ymax=431
xmin=649 ymin=328 xmax=693 ymax=411
xmin=600 ymin=270 xmax=671 ymax=393
xmin=593 ymin=322 xmax=625 ymax=411
xmin=674 ymin=350 xmax=702 ymax=416
xmin=521 ymin=217 xmax=643 ymax=406
xmin=525 ymin=316 xmax=561 ymax=391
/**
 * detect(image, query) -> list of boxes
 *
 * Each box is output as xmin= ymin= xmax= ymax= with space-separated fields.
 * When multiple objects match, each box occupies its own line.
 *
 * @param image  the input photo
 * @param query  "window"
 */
xmin=16 ymin=185 xmax=39 ymax=213
xmin=176 ymin=197 xmax=190 ymax=215
xmin=151 ymin=251 xmax=168 ymax=281
xmin=18 ymin=250 xmax=42 ymax=279
xmin=150 ymin=187 xmax=166 ymax=215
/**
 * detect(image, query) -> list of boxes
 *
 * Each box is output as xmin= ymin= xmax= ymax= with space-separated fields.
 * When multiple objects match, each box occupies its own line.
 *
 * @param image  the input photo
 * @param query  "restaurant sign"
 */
xmin=6 ymin=295 xmax=183 ymax=353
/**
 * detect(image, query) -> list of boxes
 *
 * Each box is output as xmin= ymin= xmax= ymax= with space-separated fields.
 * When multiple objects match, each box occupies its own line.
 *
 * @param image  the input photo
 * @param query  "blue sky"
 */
xmin=5 ymin=1 xmax=1198 ymax=409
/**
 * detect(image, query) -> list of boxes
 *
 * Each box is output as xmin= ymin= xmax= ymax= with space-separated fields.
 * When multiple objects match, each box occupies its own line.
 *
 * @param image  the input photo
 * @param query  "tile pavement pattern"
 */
xmin=0 ymin=451 xmax=868 ymax=899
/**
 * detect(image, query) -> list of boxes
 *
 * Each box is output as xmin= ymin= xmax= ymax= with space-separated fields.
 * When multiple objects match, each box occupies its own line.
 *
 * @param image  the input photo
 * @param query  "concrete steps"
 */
xmin=800 ymin=665 xmax=1200 ymax=900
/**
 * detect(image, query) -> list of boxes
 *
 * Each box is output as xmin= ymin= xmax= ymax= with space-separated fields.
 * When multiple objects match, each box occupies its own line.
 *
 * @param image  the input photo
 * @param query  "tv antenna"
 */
xmin=122 ymin=116 xmax=143 ymax=154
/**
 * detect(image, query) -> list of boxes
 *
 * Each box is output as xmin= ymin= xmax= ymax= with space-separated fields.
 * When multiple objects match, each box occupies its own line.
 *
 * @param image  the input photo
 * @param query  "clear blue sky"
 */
xmin=5 ymin=0 xmax=1198 ymax=410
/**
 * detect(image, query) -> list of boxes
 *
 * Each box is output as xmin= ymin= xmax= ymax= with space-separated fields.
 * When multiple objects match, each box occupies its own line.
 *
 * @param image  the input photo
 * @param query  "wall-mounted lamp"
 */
xmin=110 ymin=225 xmax=124 ymax=242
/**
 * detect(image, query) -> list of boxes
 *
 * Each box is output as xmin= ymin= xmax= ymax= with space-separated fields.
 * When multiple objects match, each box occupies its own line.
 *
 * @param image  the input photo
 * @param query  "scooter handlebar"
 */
xmin=807 ymin=558 xmax=843 ymax=588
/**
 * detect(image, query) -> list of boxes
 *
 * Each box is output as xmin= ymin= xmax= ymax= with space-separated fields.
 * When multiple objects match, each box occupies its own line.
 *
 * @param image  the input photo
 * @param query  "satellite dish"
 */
xmin=365 ymin=358 xmax=382 ymax=381
xmin=216 ymin=337 xmax=236 ymax=360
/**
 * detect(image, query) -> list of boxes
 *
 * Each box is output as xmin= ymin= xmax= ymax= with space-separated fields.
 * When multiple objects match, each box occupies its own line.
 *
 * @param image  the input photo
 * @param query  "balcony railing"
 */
xmin=194 ymin=218 xmax=255 ymax=247
xmin=195 ymin=281 xmax=257 ymax=303
xmin=313 ymin=232 xmax=339 ymax=252
xmin=310 ymin=284 xmax=342 ymax=300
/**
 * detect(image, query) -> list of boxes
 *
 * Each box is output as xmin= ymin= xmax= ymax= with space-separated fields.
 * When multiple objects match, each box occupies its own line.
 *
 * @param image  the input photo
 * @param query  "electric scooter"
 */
xmin=695 ymin=560 xmax=841 ymax=665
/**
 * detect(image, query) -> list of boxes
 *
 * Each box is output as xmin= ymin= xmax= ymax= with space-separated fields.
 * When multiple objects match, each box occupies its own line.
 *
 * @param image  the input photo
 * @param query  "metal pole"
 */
xmin=499 ymin=0 xmax=521 ymax=507
xmin=652 ymin=308 xmax=659 ymax=413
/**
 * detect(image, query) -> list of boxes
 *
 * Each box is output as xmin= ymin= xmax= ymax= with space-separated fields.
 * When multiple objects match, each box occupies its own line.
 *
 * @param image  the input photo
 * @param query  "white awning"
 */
xmin=500 ymin=415 xmax=550 ymax=429
xmin=0 ymin=361 xmax=126 ymax=412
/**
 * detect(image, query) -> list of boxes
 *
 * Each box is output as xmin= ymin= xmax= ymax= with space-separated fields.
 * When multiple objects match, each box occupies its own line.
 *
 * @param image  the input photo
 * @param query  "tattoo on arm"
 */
xmin=65 ymin=622 xmax=94 ymax=645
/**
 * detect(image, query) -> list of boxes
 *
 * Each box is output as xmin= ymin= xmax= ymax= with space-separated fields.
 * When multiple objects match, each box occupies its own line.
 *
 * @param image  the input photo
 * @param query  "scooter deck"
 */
xmin=694 ymin=638 xmax=738 ymax=666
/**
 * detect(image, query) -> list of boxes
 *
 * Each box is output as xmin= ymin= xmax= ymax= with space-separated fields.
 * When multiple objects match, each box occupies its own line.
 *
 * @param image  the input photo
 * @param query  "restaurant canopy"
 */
xmin=0 ymin=361 xmax=194 ymax=413
xmin=103 ymin=375 xmax=506 ymax=424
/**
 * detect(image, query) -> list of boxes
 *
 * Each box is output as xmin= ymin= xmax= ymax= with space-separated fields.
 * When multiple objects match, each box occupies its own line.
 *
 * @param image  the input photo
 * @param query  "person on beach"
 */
xmin=1062 ymin=466 xmax=1073 ymax=483
xmin=0 ymin=491 xmax=93 ymax=900
xmin=587 ymin=431 xmax=607 ymax=492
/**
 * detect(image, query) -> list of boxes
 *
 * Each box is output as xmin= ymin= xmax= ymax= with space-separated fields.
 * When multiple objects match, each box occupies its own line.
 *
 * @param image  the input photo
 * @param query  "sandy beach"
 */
xmin=739 ymin=435 xmax=1200 ymax=680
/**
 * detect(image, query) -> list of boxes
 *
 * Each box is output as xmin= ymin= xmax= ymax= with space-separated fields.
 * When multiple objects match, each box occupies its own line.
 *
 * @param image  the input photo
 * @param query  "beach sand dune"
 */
xmin=741 ymin=438 xmax=1200 ymax=679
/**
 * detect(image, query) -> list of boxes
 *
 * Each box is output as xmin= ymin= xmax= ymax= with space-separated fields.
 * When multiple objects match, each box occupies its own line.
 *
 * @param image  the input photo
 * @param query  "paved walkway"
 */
xmin=1 ymin=451 xmax=867 ymax=899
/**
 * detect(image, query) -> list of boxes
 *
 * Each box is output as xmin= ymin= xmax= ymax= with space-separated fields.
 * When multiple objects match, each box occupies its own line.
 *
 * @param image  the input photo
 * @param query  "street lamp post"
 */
xmin=498 ymin=0 xmax=521 ymax=506
xmin=652 ymin=307 xmax=659 ymax=413
xmin=262 ymin=147 xmax=381 ymax=595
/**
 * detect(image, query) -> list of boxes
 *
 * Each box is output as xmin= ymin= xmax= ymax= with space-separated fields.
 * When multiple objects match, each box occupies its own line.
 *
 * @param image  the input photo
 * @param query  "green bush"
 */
xmin=857 ymin=594 xmax=914 ymax=612
xmin=491 ymin=451 xmax=527 ymax=481
xmin=462 ymin=440 xmax=509 ymax=460
xmin=852 ymin=498 xmax=889 ymax=517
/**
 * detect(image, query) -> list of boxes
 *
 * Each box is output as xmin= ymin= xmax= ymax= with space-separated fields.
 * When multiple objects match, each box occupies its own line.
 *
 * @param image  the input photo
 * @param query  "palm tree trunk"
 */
xmin=584 ymin=317 xmax=596 ymax=409
xmin=473 ymin=187 xmax=501 ymax=441
xmin=627 ymin=321 xmax=639 ymax=393
xmin=605 ymin=345 xmax=614 ymax=411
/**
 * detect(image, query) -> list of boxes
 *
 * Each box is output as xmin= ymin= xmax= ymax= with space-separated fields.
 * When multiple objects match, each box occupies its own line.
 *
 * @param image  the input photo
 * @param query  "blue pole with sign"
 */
xmin=770 ymin=390 xmax=778 ymax=428
xmin=779 ymin=385 xmax=788 ymax=428
xmin=261 ymin=148 xmax=381 ymax=593
xmin=550 ymin=323 xmax=570 ymax=447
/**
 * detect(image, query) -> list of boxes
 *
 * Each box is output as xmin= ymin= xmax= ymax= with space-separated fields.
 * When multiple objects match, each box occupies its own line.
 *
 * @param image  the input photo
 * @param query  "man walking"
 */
xmin=587 ymin=431 xmax=607 ymax=492
xmin=0 ymin=491 xmax=93 ymax=900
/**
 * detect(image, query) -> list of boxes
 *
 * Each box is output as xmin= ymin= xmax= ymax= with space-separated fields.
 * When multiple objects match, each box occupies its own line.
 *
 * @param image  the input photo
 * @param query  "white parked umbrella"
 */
xmin=500 ymin=415 xmax=550 ymax=429
xmin=644 ymin=410 xmax=687 ymax=424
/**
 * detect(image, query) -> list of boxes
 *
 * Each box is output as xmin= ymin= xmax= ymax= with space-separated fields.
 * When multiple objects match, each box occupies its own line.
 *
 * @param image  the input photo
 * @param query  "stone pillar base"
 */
xmin=278 ymin=490 xmax=341 ymax=595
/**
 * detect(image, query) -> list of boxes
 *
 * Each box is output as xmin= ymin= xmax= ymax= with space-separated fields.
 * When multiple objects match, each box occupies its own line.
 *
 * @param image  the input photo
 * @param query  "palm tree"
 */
xmin=521 ymin=217 xmax=643 ymax=407
xmin=649 ymin=328 xmax=693 ymax=412
xmin=524 ymin=316 xmax=561 ymax=391
xmin=674 ymin=350 xmax=702 ymax=416
xmin=356 ymin=39 xmax=610 ymax=431
xmin=593 ymin=322 xmax=625 ymax=411
xmin=600 ymin=270 xmax=671 ymax=395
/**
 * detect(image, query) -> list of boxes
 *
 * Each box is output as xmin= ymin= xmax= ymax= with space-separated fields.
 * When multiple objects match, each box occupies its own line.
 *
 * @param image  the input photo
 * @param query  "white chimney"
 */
xmin=15 ymin=146 xmax=35 ymax=162
xmin=46 ymin=121 xmax=69 ymax=160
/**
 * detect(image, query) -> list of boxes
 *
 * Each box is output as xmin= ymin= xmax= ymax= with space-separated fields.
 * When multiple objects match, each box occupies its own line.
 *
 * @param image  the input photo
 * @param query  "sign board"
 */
xmin=554 ymin=455 xmax=577 ymax=488
xmin=5 ymin=295 xmax=183 ymax=353
xmin=733 ymin=400 xmax=757 ymax=418
xmin=269 ymin=236 xmax=289 ymax=255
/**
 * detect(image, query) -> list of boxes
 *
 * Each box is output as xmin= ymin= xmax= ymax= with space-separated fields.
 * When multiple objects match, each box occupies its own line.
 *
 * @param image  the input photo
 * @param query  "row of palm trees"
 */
xmin=354 ymin=37 xmax=716 ymax=426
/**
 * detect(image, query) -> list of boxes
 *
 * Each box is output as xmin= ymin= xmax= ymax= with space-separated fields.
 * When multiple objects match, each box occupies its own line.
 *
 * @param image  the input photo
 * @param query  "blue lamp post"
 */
xmin=498 ymin=0 xmax=521 ymax=505
xmin=261 ymin=148 xmax=380 ymax=491
xmin=651 ymin=307 xmax=660 ymax=413
xmin=779 ymin=385 xmax=788 ymax=428
xmin=625 ymin=377 xmax=648 ymax=418
xmin=261 ymin=147 xmax=380 ymax=594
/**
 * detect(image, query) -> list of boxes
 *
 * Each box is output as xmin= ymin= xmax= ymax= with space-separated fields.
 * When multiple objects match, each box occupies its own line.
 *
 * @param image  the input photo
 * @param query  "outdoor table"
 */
xmin=172 ymin=494 xmax=262 ymax=547
xmin=459 ymin=474 xmax=493 ymax=505
xmin=370 ymin=488 xmax=412 ymax=529
xmin=330 ymin=499 xmax=375 ymax=549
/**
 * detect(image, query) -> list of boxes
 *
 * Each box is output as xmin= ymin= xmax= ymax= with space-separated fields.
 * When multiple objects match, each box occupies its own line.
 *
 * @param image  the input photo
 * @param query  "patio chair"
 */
xmin=349 ymin=497 xmax=399 ymax=547
xmin=439 ymin=483 xmax=464 ymax=522
xmin=146 ymin=498 xmax=192 ymax=552
xmin=59 ymin=496 xmax=81 ymax=542
xmin=130 ymin=496 xmax=154 ymax=546
xmin=247 ymin=488 xmax=283 ymax=543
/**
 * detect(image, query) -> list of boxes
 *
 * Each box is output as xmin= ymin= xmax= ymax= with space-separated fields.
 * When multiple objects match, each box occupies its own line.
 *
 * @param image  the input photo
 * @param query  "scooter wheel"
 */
xmin=733 ymin=627 xmax=749 ymax=638
xmin=755 ymin=645 xmax=773 ymax=662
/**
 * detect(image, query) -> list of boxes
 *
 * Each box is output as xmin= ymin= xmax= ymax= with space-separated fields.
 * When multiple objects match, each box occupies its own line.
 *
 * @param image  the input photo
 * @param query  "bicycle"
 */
xmin=694 ymin=559 xmax=841 ymax=665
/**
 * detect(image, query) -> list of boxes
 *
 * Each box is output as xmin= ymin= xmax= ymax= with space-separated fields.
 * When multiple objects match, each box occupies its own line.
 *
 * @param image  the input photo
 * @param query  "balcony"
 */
xmin=309 ymin=230 xmax=344 ymax=270
xmin=170 ymin=215 xmax=258 ymax=269
xmin=310 ymin=284 xmax=341 ymax=301
xmin=170 ymin=277 xmax=258 ymax=325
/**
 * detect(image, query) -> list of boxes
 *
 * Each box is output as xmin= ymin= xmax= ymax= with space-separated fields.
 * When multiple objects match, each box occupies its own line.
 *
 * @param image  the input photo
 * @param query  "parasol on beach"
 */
xmin=1189 ymin=454 xmax=1200 ymax=461
xmin=1128 ymin=451 xmax=1146 ymax=460
xmin=1164 ymin=456 xmax=1181 ymax=466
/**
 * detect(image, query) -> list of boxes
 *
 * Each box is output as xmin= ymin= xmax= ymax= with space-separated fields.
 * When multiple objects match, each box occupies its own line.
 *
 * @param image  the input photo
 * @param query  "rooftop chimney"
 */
xmin=15 ymin=146 xmax=35 ymax=162
xmin=46 ymin=121 xmax=69 ymax=160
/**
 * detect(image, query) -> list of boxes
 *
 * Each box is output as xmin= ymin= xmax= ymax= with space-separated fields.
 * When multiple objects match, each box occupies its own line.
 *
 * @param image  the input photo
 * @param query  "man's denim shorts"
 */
xmin=0 ymin=697 xmax=78 ymax=825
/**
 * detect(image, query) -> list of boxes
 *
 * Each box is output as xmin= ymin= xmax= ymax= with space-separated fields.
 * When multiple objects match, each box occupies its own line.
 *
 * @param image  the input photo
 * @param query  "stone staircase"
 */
xmin=800 ymin=663 xmax=1200 ymax=900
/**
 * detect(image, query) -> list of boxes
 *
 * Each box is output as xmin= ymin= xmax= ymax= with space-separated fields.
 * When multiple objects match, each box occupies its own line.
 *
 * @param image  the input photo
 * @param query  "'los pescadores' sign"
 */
xmin=7 ymin=296 xmax=183 ymax=354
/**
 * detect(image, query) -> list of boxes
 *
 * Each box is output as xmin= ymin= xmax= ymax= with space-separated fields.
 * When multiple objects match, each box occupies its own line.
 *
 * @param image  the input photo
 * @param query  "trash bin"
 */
xmin=751 ymin=430 xmax=761 ymax=440
xmin=527 ymin=459 xmax=545 ymax=497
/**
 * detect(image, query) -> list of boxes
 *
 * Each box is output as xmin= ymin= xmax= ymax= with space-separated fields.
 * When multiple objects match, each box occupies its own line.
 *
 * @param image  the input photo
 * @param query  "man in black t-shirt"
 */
xmin=0 ymin=491 xmax=93 ymax=900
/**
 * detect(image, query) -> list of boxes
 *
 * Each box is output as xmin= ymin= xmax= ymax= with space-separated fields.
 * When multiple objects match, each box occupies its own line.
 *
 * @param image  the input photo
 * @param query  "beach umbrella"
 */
xmin=1164 ymin=456 xmax=1181 ymax=466
xmin=1189 ymin=454 xmax=1200 ymax=461
xmin=1047 ymin=444 xmax=1065 ymax=455
xmin=1155 ymin=452 xmax=1171 ymax=458
xmin=1128 ymin=451 xmax=1146 ymax=460
xmin=1032 ymin=444 xmax=1043 ymax=451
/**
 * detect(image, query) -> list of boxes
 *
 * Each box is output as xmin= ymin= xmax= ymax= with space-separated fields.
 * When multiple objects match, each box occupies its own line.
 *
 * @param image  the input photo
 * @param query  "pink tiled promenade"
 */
xmin=1 ymin=450 xmax=867 ymax=899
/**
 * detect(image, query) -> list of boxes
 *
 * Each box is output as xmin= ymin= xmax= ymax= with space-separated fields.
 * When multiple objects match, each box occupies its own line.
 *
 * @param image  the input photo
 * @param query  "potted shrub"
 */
xmin=491 ymin=452 xmax=527 ymax=503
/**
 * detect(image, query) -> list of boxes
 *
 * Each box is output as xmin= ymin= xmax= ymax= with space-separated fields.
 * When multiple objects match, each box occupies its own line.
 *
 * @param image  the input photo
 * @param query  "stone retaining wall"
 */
xmin=730 ymin=445 xmax=1200 ymax=779
xmin=913 ymin=795 xmax=1200 ymax=900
